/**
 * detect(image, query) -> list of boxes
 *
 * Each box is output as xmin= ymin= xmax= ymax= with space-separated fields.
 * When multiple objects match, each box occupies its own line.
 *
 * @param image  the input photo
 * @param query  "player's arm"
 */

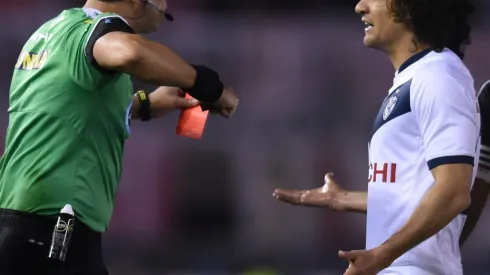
xmin=373 ymin=72 xmax=478 ymax=264
xmin=460 ymin=81 xmax=490 ymax=246
xmin=377 ymin=163 xmax=472 ymax=262
xmin=459 ymin=177 xmax=490 ymax=246
xmin=273 ymin=173 xmax=368 ymax=213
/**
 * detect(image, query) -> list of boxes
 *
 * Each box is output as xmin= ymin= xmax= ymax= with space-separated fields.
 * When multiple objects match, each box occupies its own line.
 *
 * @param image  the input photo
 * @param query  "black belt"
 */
xmin=0 ymin=208 xmax=100 ymax=241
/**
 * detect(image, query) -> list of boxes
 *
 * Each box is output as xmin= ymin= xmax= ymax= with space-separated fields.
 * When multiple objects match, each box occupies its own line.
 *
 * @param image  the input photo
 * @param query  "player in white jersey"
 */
xmin=460 ymin=81 xmax=490 ymax=246
xmin=273 ymin=0 xmax=478 ymax=274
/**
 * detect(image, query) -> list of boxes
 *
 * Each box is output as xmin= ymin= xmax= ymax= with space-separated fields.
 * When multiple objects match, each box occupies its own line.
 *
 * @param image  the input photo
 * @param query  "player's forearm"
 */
xmin=377 ymin=183 xmax=470 ymax=262
xmin=336 ymin=191 xmax=367 ymax=213
xmin=459 ymin=178 xmax=490 ymax=246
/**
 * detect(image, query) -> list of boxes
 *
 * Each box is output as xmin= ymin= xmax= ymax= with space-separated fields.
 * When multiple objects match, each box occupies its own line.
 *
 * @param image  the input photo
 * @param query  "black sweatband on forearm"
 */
xmin=184 ymin=65 xmax=224 ymax=102
xmin=136 ymin=90 xmax=151 ymax=121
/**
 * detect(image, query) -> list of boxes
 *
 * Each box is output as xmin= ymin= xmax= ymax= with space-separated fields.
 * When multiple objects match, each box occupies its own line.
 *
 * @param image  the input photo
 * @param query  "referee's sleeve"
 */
xmin=83 ymin=15 xmax=134 ymax=68
xmin=411 ymin=68 xmax=479 ymax=170
xmin=62 ymin=13 xmax=134 ymax=83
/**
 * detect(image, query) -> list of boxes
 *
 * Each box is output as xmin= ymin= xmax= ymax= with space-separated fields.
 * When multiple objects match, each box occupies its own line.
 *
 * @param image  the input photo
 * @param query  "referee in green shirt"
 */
xmin=0 ymin=0 xmax=239 ymax=274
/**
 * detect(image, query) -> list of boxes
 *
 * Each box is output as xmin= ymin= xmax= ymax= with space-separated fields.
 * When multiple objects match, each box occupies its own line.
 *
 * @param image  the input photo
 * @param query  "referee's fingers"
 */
xmin=177 ymin=88 xmax=186 ymax=97
xmin=174 ymin=97 xmax=199 ymax=109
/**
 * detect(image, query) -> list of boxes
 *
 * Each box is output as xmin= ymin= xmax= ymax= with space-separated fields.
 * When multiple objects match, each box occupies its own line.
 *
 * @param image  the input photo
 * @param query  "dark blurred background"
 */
xmin=1 ymin=0 xmax=489 ymax=274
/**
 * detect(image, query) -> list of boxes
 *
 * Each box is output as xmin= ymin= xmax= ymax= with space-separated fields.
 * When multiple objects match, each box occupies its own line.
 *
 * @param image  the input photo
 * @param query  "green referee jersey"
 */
xmin=0 ymin=8 xmax=135 ymax=232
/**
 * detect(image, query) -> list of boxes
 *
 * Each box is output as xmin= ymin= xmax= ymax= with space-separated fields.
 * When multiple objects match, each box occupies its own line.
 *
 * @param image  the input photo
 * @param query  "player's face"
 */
xmin=355 ymin=0 xmax=411 ymax=51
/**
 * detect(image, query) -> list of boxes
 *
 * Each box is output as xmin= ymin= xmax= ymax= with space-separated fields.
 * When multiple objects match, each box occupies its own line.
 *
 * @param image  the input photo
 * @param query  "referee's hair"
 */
xmin=389 ymin=0 xmax=475 ymax=60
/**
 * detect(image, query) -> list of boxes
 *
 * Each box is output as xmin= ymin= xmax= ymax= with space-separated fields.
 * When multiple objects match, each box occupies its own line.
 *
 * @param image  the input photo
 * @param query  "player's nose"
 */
xmin=355 ymin=0 xmax=368 ymax=15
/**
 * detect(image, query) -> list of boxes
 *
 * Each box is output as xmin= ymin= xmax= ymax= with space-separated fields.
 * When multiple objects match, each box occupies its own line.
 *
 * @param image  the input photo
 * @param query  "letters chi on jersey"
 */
xmin=366 ymin=49 xmax=480 ymax=275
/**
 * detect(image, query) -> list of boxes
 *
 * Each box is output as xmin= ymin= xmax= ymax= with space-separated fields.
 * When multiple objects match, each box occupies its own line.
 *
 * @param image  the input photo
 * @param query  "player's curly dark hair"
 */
xmin=389 ymin=0 xmax=475 ymax=59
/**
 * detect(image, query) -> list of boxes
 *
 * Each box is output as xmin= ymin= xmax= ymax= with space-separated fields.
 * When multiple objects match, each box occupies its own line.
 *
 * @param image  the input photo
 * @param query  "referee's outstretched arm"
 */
xmin=81 ymin=0 xmax=239 ymax=119
xmin=94 ymin=32 xmax=197 ymax=90
xmin=92 ymin=31 xmax=238 ymax=117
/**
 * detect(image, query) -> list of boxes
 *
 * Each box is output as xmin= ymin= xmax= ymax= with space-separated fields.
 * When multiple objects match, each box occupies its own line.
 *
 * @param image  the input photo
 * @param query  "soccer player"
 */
xmin=460 ymin=81 xmax=490 ymax=246
xmin=0 ymin=0 xmax=238 ymax=274
xmin=273 ymin=0 xmax=478 ymax=274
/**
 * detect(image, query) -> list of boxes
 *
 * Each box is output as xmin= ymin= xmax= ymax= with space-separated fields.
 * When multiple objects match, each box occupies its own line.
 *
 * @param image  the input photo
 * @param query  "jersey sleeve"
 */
xmin=62 ymin=13 xmax=134 ymax=89
xmin=411 ymin=69 xmax=479 ymax=170
xmin=477 ymin=80 xmax=490 ymax=182
xmin=83 ymin=15 xmax=134 ymax=68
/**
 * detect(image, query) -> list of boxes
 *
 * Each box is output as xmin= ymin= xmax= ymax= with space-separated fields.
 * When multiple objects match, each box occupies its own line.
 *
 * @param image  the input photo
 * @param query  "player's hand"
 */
xmin=203 ymin=87 xmax=239 ymax=118
xmin=149 ymin=86 xmax=199 ymax=118
xmin=338 ymin=249 xmax=392 ymax=275
xmin=273 ymin=173 xmax=347 ymax=211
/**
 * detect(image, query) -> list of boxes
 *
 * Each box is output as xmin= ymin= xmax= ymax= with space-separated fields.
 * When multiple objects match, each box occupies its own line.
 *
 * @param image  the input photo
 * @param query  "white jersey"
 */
xmin=366 ymin=49 xmax=480 ymax=275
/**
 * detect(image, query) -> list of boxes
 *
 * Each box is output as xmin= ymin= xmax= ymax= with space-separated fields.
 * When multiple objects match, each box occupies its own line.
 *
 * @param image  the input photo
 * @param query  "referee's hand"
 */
xmin=273 ymin=173 xmax=346 ymax=210
xmin=149 ymin=86 xmax=200 ymax=118
xmin=203 ymin=87 xmax=239 ymax=118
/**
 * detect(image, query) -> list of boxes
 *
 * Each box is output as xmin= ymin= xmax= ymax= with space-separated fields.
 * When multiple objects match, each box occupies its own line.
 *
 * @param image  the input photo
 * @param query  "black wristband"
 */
xmin=136 ymin=90 xmax=151 ymax=121
xmin=184 ymin=65 xmax=224 ymax=102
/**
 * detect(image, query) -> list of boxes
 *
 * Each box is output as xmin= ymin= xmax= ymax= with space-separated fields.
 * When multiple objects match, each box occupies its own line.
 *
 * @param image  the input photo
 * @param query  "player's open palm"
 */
xmin=149 ymin=86 xmax=199 ymax=118
xmin=273 ymin=173 xmax=346 ymax=211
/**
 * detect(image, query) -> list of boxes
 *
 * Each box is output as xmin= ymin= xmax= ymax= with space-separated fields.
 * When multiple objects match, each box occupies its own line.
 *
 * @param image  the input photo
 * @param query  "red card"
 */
xmin=176 ymin=94 xmax=209 ymax=139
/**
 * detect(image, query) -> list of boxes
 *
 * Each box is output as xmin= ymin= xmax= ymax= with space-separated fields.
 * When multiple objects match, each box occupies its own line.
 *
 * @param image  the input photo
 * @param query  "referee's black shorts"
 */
xmin=0 ymin=208 xmax=108 ymax=275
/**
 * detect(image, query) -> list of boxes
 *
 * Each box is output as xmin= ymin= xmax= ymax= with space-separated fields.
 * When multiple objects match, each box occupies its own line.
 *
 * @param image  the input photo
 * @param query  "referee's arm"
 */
xmin=86 ymin=16 xmax=225 ymax=104
xmin=375 ymin=72 xmax=477 ymax=263
xmin=93 ymin=32 xmax=196 ymax=89
xmin=83 ymin=16 xmax=235 ymax=117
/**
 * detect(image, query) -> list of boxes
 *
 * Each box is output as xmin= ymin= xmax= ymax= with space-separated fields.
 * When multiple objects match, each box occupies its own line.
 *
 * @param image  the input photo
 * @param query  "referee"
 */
xmin=0 ymin=0 xmax=238 ymax=274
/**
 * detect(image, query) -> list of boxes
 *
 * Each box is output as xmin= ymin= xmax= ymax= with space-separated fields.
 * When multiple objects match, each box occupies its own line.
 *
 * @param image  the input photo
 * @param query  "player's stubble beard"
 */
xmin=365 ymin=21 xmax=418 ymax=65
